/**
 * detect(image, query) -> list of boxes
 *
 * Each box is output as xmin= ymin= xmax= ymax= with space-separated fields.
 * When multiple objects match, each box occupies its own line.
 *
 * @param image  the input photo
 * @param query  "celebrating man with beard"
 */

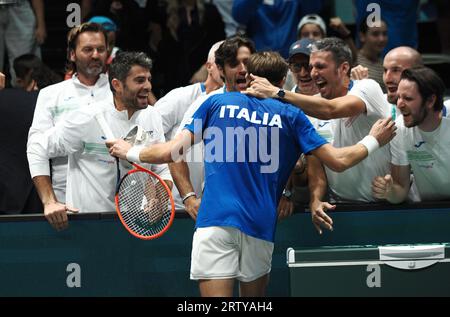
xmin=372 ymin=67 xmax=450 ymax=203
xmin=28 ymin=23 xmax=112 ymax=229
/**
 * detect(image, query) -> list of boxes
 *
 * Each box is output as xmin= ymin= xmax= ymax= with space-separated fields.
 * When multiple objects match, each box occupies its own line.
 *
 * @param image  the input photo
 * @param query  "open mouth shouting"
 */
xmin=315 ymin=79 xmax=328 ymax=94
xmin=137 ymin=92 xmax=149 ymax=105
xmin=386 ymin=84 xmax=398 ymax=94
xmin=236 ymin=77 xmax=247 ymax=91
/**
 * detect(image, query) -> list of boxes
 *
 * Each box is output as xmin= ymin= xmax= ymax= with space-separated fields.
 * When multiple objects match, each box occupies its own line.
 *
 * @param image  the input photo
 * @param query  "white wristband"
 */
xmin=126 ymin=145 xmax=144 ymax=163
xmin=182 ymin=192 xmax=197 ymax=204
xmin=358 ymin=135 xmax=379 ymax=155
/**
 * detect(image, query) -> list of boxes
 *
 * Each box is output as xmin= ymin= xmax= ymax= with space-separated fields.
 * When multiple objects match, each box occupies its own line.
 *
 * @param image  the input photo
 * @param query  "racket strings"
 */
xmin=117 ymin=171 xmax=171 ymax=237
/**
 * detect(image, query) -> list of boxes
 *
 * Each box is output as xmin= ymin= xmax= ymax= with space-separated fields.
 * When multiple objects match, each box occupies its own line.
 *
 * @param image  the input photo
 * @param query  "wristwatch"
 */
xmin=276 ymin=89 xmax=285 ymax=99
xmin=282 ymin=189 xmax=292 ymax=199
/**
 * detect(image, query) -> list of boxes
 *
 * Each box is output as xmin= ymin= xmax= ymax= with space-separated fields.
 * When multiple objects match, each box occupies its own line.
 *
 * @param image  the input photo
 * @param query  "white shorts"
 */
xmin=190 ymin=226 xmax=274 ymax=282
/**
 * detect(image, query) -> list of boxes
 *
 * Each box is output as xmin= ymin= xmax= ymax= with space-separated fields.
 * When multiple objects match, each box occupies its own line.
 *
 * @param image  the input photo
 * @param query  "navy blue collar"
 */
xmin=348 ymin=80 xmax=354 ymax=91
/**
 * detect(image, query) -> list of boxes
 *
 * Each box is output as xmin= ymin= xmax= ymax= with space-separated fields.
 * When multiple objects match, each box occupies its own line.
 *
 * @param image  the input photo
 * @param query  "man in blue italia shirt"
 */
xmin=107 ymin=51 xmax=396 ymax=297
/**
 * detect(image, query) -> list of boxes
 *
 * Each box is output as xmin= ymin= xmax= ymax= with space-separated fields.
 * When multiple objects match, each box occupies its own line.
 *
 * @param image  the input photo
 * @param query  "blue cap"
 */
xmin=88 ymin=16 xmax=117 ymax=32
xmin=288 ymin=38 xmax=315 ymax=60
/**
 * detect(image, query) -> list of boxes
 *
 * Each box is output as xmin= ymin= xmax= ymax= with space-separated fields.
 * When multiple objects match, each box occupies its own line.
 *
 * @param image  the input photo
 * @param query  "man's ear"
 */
xmin=111 ymin=78 xmax=122 ymax=94
xmin=217 ymin=64 xmax=225 ymax=81
xmin=426 ymin=94 xmax=437 ymax=110
xmin=69 ymin=49 xmax=76 ymax=63
xmin=341 ymin=62 xmax=351 ymax=77
xmin=26 ymin=79 xmax=38 ymax=91
xmin=279 ymin=75 xmax=287 ymax=88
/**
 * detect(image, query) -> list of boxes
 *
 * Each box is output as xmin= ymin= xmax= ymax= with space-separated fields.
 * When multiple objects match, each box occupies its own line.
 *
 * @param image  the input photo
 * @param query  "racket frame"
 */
xmin=115 ymin=163 xmax=175 ymax=240
xmin=95 ymin=112 xmax=175 ymax=240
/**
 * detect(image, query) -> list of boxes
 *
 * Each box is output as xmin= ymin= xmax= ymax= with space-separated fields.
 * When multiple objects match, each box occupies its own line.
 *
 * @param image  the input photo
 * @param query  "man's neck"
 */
xmin=330 ymin=77 xmax=350 ymax=99
xmin=418 ymin=111 xmax=443 ymax=132
xmin=114 ymin=95 xmax=136 ymax=120
xmin=225 ymin=86 xmax=235 ymax=93
xmin=77 ymin=72 xmax=100 ymax=86
xmin=204 ymin=77 xmax=222 ymax=94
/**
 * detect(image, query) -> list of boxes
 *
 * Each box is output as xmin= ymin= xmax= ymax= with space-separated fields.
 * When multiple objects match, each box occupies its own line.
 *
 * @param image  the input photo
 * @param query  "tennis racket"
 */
xmin=95 ymin=113 xmax=175 ymax=240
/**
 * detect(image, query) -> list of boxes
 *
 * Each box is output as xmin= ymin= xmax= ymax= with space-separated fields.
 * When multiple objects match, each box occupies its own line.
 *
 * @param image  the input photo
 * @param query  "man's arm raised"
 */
xmin=244 ymin=74 xmax=366 ymax=120
xmin=306 ymin=118 xmax=395 ymax=234
xmin=311 ymin=118 xmax=396 ymax=172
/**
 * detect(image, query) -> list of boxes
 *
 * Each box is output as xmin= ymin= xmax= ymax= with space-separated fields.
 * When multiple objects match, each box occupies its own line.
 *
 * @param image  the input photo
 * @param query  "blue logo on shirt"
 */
xmin=318 ymin=122 xmax=330 ymax=128
xmin=414 ymin=141 xmax=426 ymax=148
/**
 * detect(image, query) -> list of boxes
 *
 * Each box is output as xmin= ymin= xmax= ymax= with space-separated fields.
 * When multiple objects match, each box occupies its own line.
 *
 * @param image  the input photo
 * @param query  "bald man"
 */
xmin=383 ymin=46 xmax=423 ymax=106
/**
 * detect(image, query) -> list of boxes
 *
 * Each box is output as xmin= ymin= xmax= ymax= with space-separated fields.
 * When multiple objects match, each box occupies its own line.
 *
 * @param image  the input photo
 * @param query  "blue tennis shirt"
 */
xmin=184 ymin=92 xmax=326 ymax=242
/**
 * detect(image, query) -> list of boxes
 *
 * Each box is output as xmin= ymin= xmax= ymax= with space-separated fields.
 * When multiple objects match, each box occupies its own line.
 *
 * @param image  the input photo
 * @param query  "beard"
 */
xmin=387 ymin=93 xmax=397 ymax=105
xmin=405 ymin=102 xmax=428 ymax=128
xmin=75 ymin=59 xmax=104 ymax=78
xmin=123 ymin=95 xmax=144 ymax=110
xmin=122 ymin=87 xmax=148 ymax=111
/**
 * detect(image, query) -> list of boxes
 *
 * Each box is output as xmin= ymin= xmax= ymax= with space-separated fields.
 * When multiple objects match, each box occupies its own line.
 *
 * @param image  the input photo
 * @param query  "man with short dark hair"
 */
xmin=28 ymin=23 xmax=112 ymax=230
xmin=27 ymin=51 xmax=172 ymax=229
xmin=106 ymin=51 xmax=396 ymax=297
xmin=380 ymin=46 xmax=426 ymax=201
xmin=167 ymin=35 xmax=256 ymax=220
xmin=373 ymin=67 xmax=450 ymax=203
xmin=246 ymin=38 xmax=392 ymax=233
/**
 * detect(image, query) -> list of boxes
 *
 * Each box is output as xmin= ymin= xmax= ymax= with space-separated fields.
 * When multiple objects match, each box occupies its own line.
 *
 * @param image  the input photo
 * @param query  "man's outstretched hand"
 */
xmin=369 ymin=118 xmax=397 ymax=147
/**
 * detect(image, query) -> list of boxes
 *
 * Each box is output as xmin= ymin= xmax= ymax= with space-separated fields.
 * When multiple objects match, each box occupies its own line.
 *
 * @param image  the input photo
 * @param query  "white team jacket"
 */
xmin=27 ymin=99 xmax=172 ymax=213
xmin=154 ymin=82 xmax=205 ymax=210
xmin=27 ymin=73 xmax=113 ymax=202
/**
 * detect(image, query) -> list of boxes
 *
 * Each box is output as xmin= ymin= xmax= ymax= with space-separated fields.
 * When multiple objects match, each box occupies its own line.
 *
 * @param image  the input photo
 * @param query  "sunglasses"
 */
xmin=289 ymin=62 xmax=311 ymax=72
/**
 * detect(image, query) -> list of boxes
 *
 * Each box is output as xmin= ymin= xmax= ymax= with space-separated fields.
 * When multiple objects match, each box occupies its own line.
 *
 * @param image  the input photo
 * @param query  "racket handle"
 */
xmin=95 ymin=112 xmax=115 ymax=140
